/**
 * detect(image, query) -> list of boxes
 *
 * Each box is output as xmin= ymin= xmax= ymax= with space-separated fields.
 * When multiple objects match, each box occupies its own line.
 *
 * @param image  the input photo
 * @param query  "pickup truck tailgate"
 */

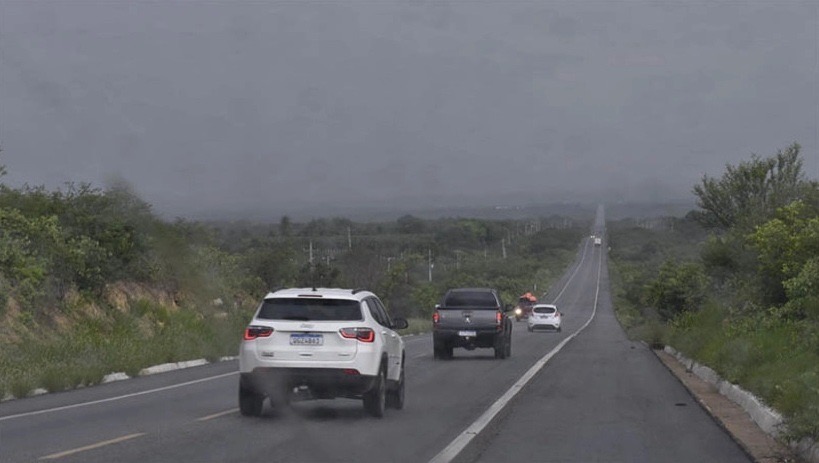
xmin=437 ymin=308 xmax=498 ymax=330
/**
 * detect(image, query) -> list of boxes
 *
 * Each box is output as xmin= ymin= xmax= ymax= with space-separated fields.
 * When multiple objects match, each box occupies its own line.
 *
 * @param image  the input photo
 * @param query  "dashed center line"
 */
xmin=196 ymin=408 xmax=238 ymax=422
xmin=39 ymin=433 xmax=145 ymax=460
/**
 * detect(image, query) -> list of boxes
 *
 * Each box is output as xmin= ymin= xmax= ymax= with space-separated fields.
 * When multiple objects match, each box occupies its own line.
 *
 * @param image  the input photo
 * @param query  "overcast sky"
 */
xmin=1 ymin=0 xmax=817 ymax=219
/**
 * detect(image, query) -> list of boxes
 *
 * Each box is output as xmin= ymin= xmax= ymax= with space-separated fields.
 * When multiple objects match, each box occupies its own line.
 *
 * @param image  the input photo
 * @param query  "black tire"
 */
xmin=527 ymin=326 xmax=533 ymax=332
xmin=445 ymin=346 xmax=454 ymax=359
xmin=558 ymin=326 xmax=562 ymax=333
xmin=506 ymin=335 xmax=512 ymax=358
xmin=364 ymin=367 xmax=386 ymax=418
xmin=494 ymin=336 xmax=507 ymax=359
xmin=239 ymin=384 xmax=264 ymax=417
xmin=386 ymin=359 xmax=405 ymax=410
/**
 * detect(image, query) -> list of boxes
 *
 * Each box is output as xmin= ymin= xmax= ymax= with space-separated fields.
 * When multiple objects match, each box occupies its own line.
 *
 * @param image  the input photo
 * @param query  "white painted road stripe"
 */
xmin=39 ymin=433 xmax=145 ymax=460
xmin=196 ymin=408 xmax=238 ymax=422
xmin=0 ymin=371 xmax=237 ymax=422
xmin=551 ymin=238 xmax=590 ymax=304
xmin=428 ymin=243 xmax=603 ymax=463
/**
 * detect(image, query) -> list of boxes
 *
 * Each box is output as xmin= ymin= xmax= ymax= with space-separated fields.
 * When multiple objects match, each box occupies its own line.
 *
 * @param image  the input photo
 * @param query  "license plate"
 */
xmin=290 ymin=334 xmax=323 ymax=346
xmin=458 ymin=330 xmax=477 ymax=337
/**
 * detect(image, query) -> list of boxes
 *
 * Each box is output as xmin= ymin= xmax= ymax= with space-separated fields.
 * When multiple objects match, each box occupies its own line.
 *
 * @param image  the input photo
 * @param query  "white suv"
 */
xmin=239 ymin=288 xmax=408 ymax=418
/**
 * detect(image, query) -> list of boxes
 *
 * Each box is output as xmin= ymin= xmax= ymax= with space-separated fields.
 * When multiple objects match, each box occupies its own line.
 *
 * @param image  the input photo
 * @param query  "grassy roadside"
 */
xmin=607 ymin=222 xmax=819 ymax=442
xmin=667 ymin=305 xmax=819 ymax=441
xmin=400 ymin=317 xmax=432 ymax=336
xmin=0 ymin=301 xmax=251 ymax=398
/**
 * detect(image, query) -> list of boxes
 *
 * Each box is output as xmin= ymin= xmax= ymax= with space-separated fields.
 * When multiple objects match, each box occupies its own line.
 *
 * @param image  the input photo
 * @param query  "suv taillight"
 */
xmin=432 ymin=311 xmax=440 ymax=325
xmin=243 ymin=325 xmax=274 ymax=341
xmin=496 ymin=311 xmax=502 ymax=325
xmin=339 ymin=327 xmax=375 ymax=343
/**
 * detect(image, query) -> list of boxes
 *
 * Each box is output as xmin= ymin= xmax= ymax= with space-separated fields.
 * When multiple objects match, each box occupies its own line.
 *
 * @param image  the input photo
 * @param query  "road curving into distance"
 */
xmin=0 ymin=205 xmax=750 ymax=463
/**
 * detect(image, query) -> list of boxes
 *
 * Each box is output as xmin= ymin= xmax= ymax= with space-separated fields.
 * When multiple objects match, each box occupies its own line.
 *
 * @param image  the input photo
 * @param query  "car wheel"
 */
xmin=527 ymin=326 xmax=533 ymax=332
xmin=239 ymin=383 xmax=263 ymax=417
xmin=363 ymin=366 xmax=386 ymax=418
xmin=558 ymin=326 xmax=562 ymax=332
xmin=505 ymin=336 xmax=512 ymax=357
xmin=386 ymin=359 xmax=405 ymax=410
xmin=494 ymin=337 xmax=507 ymax=359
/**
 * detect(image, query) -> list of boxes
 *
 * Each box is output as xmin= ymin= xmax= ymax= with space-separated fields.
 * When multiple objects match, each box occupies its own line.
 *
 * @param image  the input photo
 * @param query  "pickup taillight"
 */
xmin=433 ymin=311 xmax=440 ymax=325
xmin=496 ymin=311 xmax=502 ymax=325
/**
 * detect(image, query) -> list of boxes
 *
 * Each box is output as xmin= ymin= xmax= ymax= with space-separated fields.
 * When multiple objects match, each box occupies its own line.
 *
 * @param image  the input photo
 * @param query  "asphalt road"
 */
xmin=0 ymin=207 xmax=750 ymax=463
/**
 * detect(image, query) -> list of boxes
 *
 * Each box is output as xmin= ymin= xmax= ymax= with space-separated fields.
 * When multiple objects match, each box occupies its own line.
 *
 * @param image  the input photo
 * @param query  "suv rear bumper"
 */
xmin=433 ymin=327 xmax=502 ymax=349
xmin=241 ymin=368 xmax=378 ymax=399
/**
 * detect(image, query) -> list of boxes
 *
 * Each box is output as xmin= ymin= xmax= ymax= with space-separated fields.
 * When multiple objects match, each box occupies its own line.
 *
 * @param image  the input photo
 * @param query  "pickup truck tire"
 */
xmin=434 ymin=345 xmax=453 ymax=360
xmin=506 ymin=335 xmax=512 ymax=357
xmin=494 ymin=336 xmax=508 ymax=359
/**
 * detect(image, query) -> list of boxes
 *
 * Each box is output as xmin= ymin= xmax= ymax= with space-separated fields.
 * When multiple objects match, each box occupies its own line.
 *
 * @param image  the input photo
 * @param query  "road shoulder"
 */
xmin=654 ymin=349 xmax=797 ymax=463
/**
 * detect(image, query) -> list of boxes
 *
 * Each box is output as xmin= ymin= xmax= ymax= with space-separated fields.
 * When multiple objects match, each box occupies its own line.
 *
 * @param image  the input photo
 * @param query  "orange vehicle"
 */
xmin=513 ymin=292 xmax=538 ymax=321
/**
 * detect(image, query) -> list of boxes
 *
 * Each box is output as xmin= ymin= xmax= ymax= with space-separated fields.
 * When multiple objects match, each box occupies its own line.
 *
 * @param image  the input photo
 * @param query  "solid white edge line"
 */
xmin=551 ymin=238 xmax=590 ymax=304
xmin=428 ymin=241 xmax=604 ymax=463
xmin=0 ymin=371 xmax=238 ymax=422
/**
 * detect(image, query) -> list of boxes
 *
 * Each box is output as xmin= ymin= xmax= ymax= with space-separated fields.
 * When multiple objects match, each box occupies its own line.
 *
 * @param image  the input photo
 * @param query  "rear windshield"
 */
xmin=257 ymin=298 xmax=363 ymax=321
xmin=443 ymin=292 xmax=498 ymax=308
xmin=534 ymin=306 xmax=557 ymax=314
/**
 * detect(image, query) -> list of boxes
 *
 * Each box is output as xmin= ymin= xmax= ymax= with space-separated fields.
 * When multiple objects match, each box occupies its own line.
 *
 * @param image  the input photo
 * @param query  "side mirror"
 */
xmin=392 ymin=317 xmax=409 ymax=330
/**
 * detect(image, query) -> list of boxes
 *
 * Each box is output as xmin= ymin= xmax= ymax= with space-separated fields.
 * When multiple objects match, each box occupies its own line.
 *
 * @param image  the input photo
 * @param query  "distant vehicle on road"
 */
xmin=594 ymin=237 xmax=602 ymax=246
xmin=528 ymin=304 xmax=562 ymax=332
xmin=239 ymin=287 xmax=408 ymax=418
xmin=432 ymin=288 xmax=512 ymax=360
xmin=513 ymin=292 xmax=537 ymax=321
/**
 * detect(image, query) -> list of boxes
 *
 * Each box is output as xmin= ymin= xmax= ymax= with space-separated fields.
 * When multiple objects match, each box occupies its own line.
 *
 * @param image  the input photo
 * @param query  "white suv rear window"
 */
xmin=258 ymin=298 xmax=363 ymax=321
xmin=533 ymin=307 xmax=556 ymax=314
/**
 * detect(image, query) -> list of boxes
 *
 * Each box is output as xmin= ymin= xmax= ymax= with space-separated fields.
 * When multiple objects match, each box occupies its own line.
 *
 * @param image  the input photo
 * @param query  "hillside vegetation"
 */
xmin=0 ymin=164 xmax=585 ymax=398
xmin=608 ymin=143 xmax=819 ymax=441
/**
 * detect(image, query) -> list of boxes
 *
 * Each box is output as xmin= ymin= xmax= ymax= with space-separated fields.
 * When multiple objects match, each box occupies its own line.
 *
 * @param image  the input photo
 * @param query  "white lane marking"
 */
xmin=428 ymin=243 xmax=604 ymax=463
xmin=39 ymin=432 xmax=145 ymax=460
xmin=551 ymin=238 xmax=590 ymax=304
xmin=196 ymin=408 xmax=238 ymax=422
xmin=0 ymin=371 xmax=238 ymax=422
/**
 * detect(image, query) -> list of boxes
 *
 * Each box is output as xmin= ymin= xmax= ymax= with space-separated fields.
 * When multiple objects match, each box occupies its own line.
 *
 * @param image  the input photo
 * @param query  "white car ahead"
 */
xmin=527 ymin=304 xmax=562 ymax=332
xmin=239 ymin=288 xmax=408 ymax=418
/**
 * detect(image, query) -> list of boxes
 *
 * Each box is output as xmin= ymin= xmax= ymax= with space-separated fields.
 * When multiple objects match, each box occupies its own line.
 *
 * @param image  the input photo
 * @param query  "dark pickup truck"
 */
xmin=432 ymin=288 xmax=512 ymax=360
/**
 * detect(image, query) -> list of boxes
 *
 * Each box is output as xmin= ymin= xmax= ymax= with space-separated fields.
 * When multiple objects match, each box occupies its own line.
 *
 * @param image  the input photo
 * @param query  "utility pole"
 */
xmin=347 ymin=226 xmax=352 ymax=250
xmin=428 ymin=249 xmax=433 ymax=282
xmin=309 ymin=241 xmax=314 ymax=265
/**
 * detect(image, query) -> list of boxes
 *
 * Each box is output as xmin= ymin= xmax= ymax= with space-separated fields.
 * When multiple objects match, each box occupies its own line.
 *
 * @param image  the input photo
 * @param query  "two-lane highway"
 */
xmin=0 ymin=206 xmax=750 ymax=462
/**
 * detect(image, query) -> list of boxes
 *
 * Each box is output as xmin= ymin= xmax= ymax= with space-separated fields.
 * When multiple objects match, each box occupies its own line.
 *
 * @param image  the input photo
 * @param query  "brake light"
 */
xmin=243 ymin=325 xmax=274 ymax=341
xmin=343 ymin=369 xmax=360 ymax=375
xmin=432 ymin=311 xmax=440 ymax=324
xmin=496 ymin=311 xmax=502 ymax=325
xmin=339 ymin=327 xmax=375 ymax=343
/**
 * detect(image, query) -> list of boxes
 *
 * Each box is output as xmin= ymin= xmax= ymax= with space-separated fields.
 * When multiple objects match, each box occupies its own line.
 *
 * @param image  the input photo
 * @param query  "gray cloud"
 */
xmin=0 ymin=0 xmax=816 ymax=218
